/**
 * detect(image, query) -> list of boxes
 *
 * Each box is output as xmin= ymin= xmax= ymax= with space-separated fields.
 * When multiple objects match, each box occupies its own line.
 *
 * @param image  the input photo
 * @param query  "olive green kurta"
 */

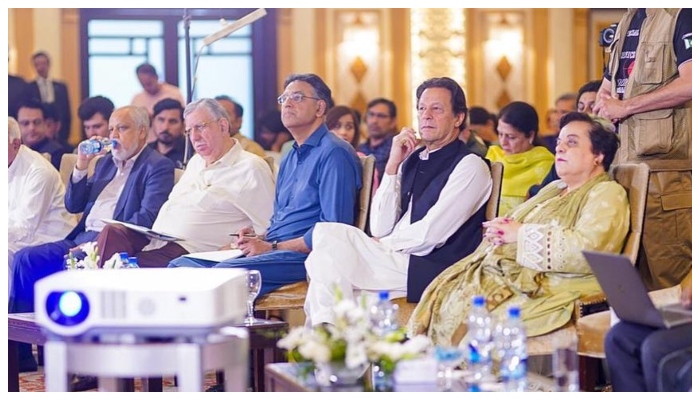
xmin=407 ymin=173 xmax=630 ymax=347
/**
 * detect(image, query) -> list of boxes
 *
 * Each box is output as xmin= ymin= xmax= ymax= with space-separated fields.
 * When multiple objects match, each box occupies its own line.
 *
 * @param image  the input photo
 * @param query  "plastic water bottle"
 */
xmin=493 ymin=305 xmax=528 ymax=391
xmin=78 ymin=138 xmax=117 ymax=155
xmin=119 ymin=252 xmax=130 ymax=268
xmin=126 ymin=256 xmax=140 ymax=269
xmin=369 ymin=291 xmax=398 ymax=391
xmin=369 ymin=291 xmax=398 ymax=337
xmin=463 ymin=295 xmax=494 ymax=391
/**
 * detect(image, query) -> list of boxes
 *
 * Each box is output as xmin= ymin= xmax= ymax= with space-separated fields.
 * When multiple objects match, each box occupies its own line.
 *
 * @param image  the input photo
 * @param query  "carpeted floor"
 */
xmin=19 ymin=367 xmax=218 ymax=392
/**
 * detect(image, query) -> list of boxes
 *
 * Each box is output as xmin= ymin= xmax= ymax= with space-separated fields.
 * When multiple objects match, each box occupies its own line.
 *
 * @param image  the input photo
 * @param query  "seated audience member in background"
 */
xmin=215 ymin=95 xmax=267 ymax=158
xmin=358 ymin=98 xmax=398 ymax=181
xmin=76 ymin=95 xmax=115 ymax=145
xmin=468 ymin=106 xmax=499 ymax=147
xmin=326 ymin=105 xmax=379 ymax=193
xmin=9 ymin=105 xmax=173 ymax=372
xmin=304 ymin=77 xmax=492 ymax=327
xmin=459 ymin=127 xmax=488 ymax=157
xmin=16 ymin=98 xmax=70 ymax=170
xmin=541 ymin=92 xmax=577 ymax=153
xmin=147 ymin=98 xmax=189 ymax=168
xmin=485 ymin=101 xmax=554 ymax=216
xmin=97 ymin=98 xmax=275 ymax=268
xmin=576 ymin=80 xmax=603 ymax=114
xmin=408 ymin=113 xmax=629 ymax=349
xmin=8 ymin=117 xmax=76 ymax=291
xmin=528 ymin=80 xmax=604 ymax=198
xmin=42 ymin=103 xmax=74 ymax=153
xmin=257 ymin=109 xmax=292 ymax=164
xmin=605 ymin=270 xmax=692 ymax=392
xmin=169 ymin=73 xmax=362 ymax=297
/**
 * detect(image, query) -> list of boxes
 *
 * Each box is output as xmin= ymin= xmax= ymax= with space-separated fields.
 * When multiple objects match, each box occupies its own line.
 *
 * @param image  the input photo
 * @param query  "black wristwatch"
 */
xmin=271 ymin=240 xmax=278 ymax=251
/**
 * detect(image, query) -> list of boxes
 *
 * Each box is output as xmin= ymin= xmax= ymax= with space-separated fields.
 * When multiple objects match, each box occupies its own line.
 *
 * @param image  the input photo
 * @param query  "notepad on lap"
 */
xmin=102 ymin=219 xmax=182 ymax=242
xmin=183 ymin=249 xmax=244 ymax=263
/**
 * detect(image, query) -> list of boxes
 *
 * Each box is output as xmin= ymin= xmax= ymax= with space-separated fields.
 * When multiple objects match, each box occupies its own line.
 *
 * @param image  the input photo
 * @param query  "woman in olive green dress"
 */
xmin=408 ymin=113 xmax=630 ymax=348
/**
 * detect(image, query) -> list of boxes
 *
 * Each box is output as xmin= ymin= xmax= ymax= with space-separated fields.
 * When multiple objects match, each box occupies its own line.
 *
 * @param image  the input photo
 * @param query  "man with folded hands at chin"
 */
xmin=303 ymin=77 xmax=492 ymax=328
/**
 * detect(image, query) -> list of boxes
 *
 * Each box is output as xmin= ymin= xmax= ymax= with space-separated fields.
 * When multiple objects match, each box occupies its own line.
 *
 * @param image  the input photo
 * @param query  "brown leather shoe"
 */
xmin=71 ymin=375 xmax=98 ymax=391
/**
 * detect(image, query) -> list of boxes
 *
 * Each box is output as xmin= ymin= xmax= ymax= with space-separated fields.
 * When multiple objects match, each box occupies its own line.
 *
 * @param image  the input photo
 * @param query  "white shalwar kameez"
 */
xmin=304 ymin=151 xmax=491 ymax=326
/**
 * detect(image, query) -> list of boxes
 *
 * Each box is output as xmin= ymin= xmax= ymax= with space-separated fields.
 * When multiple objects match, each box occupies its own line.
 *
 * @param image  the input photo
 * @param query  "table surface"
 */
xmin=265 ymin=362 xmax=557 ymax=392
xmin=8 ymin=312 xmax=286 ymax=337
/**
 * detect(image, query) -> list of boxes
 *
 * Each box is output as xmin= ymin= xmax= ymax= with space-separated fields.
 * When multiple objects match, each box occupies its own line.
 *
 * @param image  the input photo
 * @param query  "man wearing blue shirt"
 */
xmin=169 ymin=73 xmax=362 ymax=296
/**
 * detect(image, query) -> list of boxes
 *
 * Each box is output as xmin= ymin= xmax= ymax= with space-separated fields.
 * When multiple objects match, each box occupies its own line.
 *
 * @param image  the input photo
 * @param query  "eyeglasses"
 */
xmin=277 ymin=92 xmax=321 ymax=104
xmin=366 ymin=111 xmax=391 ymax=120
xmin=185 ymin=120 xmax=217 ymax=135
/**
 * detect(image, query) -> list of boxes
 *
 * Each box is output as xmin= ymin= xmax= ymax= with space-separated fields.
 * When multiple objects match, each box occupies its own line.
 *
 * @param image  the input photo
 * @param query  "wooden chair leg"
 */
xmin=578 ymin=355 xmax=601 ymax=392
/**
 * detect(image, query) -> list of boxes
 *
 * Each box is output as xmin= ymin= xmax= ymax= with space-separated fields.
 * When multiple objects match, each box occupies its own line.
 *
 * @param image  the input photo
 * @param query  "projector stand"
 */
xmin=43 ymin=327 xmax=249 ymax=392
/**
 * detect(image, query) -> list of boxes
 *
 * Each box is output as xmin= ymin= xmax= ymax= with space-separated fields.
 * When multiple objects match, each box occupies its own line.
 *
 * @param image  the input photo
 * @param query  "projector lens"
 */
xmin=46 ymin=291 xmax=90 ymax=327
xmin=58 ymin=291 xmax=82 ymax=317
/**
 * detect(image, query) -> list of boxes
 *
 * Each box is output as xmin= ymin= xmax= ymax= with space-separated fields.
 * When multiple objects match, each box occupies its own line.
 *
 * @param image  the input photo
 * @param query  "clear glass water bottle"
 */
xmin=78 ymin=138 xmax=117 ymax=155
xmin=493 ymin=305 xmax=528 ymax=391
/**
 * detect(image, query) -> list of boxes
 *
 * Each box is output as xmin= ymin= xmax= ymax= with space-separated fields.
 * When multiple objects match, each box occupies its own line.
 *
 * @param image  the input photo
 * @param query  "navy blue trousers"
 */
xmin=8 ymin=231 xmax=98 ymax=369
xmin=605 ymin=320 xmax=692 ymax=391
xmin=168 ymin=250 xmax=308 ymax=297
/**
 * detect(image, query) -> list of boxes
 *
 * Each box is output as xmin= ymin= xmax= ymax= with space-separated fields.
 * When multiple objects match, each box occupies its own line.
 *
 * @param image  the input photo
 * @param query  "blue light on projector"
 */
xmin=46 ymin=291 xmax=90 ymax=327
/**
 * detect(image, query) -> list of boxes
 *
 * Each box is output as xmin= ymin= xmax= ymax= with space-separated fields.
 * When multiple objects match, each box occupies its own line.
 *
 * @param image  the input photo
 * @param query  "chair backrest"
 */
xmin=355 ymin=155 xmax=376 ymax=233
xmin=609 ymin=163 xmax=650 ymax=264
xmin=485 ymin=161 xmax=504 ymax=220
xmin=263 ymin=155 xmax=278 ymax=178
xmin=174 ymin=168 xmax=185 ymax=184
xmin=59 ymin=153 xmax=103 ymax=186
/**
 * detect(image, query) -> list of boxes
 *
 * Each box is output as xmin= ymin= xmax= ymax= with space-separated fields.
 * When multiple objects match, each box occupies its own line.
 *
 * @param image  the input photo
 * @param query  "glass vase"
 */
xmin=315 ymin=361 xmax=368 ymax=389
xmin=371 ymin=363 xmax=395 ymax=392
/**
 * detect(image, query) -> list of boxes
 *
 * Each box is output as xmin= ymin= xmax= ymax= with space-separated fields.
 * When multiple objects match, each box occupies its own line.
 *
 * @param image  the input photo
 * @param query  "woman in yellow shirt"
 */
xmin=486 ymin=101 xmax=554 ymax=216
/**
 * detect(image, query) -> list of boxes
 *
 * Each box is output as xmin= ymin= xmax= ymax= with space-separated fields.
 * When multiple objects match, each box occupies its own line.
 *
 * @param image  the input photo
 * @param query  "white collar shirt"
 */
xmin=145 ymin=141 xmax=275 ymax=253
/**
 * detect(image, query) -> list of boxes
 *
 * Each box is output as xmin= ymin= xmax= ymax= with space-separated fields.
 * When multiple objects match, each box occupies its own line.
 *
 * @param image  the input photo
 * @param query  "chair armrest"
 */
xmin=573 ymin=292 xmax=608 ymax=321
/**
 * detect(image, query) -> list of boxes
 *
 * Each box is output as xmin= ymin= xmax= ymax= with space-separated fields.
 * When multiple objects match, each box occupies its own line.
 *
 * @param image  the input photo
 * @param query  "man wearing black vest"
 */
xmin=303 ymin=77 xmax=492 ymax=327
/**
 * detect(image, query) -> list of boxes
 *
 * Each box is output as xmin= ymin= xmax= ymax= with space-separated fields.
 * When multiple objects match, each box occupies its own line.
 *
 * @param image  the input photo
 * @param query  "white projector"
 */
xmin=34 ymin=268 xmax=248 ymax=339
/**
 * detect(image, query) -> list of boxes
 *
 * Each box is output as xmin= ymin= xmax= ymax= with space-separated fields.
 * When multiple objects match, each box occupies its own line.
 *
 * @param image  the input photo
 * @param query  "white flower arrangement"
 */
xmin=277 ymin=293 xmax=431 ymax=376
xmin=64 ymin=241 xmax=128 ymax=270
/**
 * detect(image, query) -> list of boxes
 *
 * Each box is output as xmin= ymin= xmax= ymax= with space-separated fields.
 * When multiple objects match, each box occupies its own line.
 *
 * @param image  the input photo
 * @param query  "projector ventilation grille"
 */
xmin=101 ymin=291 xmax=126 ymax=319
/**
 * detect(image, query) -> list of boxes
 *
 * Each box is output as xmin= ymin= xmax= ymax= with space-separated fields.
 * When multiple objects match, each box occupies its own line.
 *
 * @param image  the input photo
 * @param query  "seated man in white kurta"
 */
xmin=8 ymin=117 xmax=77 ymax=295
xmin=304 ymin=77 xmax=492 ymax=326
xmin=95 ymin=98 xmax=275 ymax=267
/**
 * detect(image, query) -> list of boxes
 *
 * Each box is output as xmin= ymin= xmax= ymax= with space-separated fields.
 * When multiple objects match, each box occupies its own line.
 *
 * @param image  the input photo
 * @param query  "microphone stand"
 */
xmin=182 ymin=8 xmax=193 ymax=168
xmin=180 ymin=8 xmax=267 ymax=169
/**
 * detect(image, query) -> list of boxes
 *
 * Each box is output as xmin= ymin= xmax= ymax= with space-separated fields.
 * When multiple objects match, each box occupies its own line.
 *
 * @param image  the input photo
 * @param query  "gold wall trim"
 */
xmin=61 ymin=9 xmax=81 ymax=146
xmin=532 ymin=9 xmax=549 ymax=134
xmin=14 ymin=8 xmax=34 ymax=78
xmin=573 ymin=8 xmax=589 ymax=89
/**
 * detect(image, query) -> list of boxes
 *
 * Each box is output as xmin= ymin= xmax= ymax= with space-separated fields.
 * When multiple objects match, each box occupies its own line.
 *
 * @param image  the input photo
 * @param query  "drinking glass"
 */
xmin=552 ymin=331 xmax=579 ymax=391
xmin=433 ymin=346 xmax=464 ymax=391
xmin=245 ymin=270 xmax=262 ymax=325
